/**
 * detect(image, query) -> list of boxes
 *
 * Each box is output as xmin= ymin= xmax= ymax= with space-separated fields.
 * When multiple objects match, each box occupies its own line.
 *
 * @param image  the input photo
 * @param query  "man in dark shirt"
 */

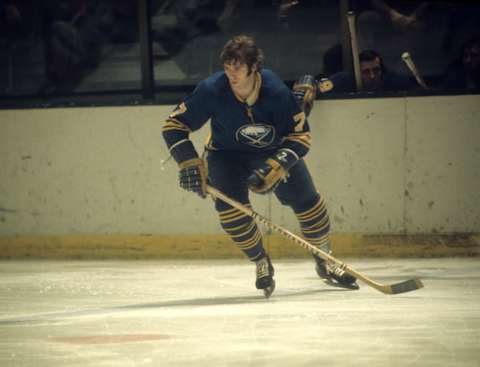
xmin=443 ymin=37 xmax=480 ymax=90
xmin=328 ymin=49 xmax=415 ymax=93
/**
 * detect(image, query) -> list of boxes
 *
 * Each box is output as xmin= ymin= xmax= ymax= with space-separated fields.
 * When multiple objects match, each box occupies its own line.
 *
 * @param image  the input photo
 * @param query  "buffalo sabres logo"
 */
xmin=236 ymin=124 xmax=275 ymax=148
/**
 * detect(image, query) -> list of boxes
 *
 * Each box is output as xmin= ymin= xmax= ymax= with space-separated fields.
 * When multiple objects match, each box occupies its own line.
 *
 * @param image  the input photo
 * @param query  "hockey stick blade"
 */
xmin=206 ymin=185 xmax=425 ymax=295
xmin=383 ymin=278 xmax=424 ymax=295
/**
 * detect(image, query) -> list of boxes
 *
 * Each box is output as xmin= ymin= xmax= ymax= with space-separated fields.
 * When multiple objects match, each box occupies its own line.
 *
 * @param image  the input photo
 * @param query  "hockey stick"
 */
xmin=347 ymin=11 xmax=363 ymax=91
xmin=401 ymin=52 xmax=429 ymax=90
xmin=206 ymin=185 xmax=424 ymax=295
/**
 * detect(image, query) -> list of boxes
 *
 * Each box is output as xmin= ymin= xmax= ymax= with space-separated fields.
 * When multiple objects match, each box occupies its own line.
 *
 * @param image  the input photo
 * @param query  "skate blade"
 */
xmin=263 ymin=279 xmax=276 ymax=298
xmin=323 ymin=278 xmax=359 ymax=290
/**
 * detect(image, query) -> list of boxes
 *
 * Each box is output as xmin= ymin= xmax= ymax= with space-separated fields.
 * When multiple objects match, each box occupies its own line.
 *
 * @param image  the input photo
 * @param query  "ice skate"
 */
xmin=255 ymin=255 xmax=275 ymax=298
xmin=313 ymin=244 xmax=359 ymax=290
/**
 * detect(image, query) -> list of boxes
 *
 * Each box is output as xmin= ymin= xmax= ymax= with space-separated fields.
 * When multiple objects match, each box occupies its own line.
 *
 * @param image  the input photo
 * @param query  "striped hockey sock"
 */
xmin=218 ymin=205 xmax=266 ymax=261
xmin=294 ymin=195 xmax=331 ymax=250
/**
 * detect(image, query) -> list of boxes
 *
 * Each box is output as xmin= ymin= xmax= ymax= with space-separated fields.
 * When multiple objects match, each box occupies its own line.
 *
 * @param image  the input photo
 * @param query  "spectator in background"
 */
xmin=327 ymin=49 xmax=415 ymax=93
xmin=442 ymin=36 xmax=480 ymax=91
xmin=151 ymin=0 xmax=222 ymax=59
xmin=365 ymin=0 xmax=430 ymax=33
xmin=314 ymin=43 xmax=343 ymax=80
xmin=277 ymin=0 xmax=300 ymax=27
xmin=0 ymin=0 xmax=36 ymax=40
xmin=441 ymin=3 xmax=480 ymax=55
xmin=40 ymin=0 xmax=109 ymax=94
xmin=1 ymin=1 xmax=39 ymax=93
xmin=217 ymin=0 xmax=300 ymax=29
xmin=355 ymin=0 xmax=431 ymax=47
xmin=99 ymin=0 xmax=138 ymax=43
xmin=217 ymin=0 xmax=240 ymax=27
xmin=354 ymin=0 xmax=438 ymax=75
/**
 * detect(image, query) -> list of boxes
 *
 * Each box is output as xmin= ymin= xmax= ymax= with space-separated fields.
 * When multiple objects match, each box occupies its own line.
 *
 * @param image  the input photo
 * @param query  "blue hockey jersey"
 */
xmin=163 ymin=69 xmax=311 ymax=163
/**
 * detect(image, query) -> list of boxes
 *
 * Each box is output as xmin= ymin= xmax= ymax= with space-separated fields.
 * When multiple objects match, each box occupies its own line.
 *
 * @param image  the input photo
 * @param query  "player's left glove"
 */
xmin=247 ymin=148 xmax=299 ymax=194
xmin=292 ymin=74 xmax=317 ymax=117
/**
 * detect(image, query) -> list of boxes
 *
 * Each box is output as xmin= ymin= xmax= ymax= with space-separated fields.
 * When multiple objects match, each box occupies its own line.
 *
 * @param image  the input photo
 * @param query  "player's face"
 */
xmin=224 ymin=61 xmax=255 ymax=90
xmin=361 ymin=57 xmax=383 ymax=91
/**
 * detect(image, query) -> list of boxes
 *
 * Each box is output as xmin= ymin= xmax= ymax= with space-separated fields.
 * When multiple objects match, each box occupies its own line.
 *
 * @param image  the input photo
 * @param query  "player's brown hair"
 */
xmin=220 ymin=35 xmax=264 ymax=74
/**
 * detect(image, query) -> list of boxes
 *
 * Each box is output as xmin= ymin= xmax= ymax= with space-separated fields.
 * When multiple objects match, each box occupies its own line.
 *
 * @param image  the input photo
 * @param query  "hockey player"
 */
xmin=162 ymin=35 xmax=358 ymax=297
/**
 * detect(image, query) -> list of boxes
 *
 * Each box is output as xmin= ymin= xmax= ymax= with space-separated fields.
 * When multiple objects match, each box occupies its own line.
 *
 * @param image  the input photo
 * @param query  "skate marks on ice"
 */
xmin=0 ymin=287 xmax=348 ymax=326
xmin=0 ymin=259 xmax=432 ymax=326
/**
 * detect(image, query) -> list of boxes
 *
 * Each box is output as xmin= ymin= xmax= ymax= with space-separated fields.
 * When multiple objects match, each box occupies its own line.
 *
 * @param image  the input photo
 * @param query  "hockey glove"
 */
xmin=247 ymin=149 xmax=299 ymax=194
xmin=292 ymin=74 xmax=317 ymax=117
xmin=178 ymin=158 xmax=207 ymax=198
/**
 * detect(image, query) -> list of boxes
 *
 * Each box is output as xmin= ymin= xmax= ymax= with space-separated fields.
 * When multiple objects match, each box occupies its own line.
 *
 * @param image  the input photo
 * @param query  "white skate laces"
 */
xmin=256 ymin=257 xmax=270 ymax=278
xmin=326 ymin=261 xmax=347 ymax=277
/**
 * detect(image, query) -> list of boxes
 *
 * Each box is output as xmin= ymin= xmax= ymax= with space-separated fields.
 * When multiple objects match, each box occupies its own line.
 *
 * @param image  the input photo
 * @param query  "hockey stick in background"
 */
xmin=206 ymin=185 xmax=424 ymax=295
xmin=347 ymin=11 xmax=363 ymax=91
xmin=402 ymin=52 xmax=429 ymax=90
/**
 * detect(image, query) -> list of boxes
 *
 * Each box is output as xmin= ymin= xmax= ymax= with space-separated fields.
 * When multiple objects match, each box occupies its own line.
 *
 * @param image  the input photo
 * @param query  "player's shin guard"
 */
xmin=294 ymin=195 xmax=358 ymax=289
xmin=218 ymin=205 xmax=265 ymax=261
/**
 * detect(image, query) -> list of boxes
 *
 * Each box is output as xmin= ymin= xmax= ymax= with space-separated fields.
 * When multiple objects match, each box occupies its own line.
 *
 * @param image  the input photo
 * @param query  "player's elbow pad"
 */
xmin=162 ymin=130 xmax=199 ymax=165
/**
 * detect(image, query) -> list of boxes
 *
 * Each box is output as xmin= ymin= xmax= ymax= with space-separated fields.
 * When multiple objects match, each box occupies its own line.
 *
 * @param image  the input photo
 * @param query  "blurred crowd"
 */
xmin=325 ymin=0 xmax=480 ymax=93
xmin=0 ymin=0 xmax=479 ymax=95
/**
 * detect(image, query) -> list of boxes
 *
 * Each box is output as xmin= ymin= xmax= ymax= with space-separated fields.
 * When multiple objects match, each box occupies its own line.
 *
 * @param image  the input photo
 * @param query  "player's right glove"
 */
xmin=178 ymin=158 xmax=207 ymax=198
xmin=247 ymin=148 xmax=299 ymax=194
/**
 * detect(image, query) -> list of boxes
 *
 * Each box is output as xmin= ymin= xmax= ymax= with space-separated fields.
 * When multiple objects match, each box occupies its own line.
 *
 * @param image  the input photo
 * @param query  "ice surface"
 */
xmin=0 ymin=258 xmax=479 ymax=367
